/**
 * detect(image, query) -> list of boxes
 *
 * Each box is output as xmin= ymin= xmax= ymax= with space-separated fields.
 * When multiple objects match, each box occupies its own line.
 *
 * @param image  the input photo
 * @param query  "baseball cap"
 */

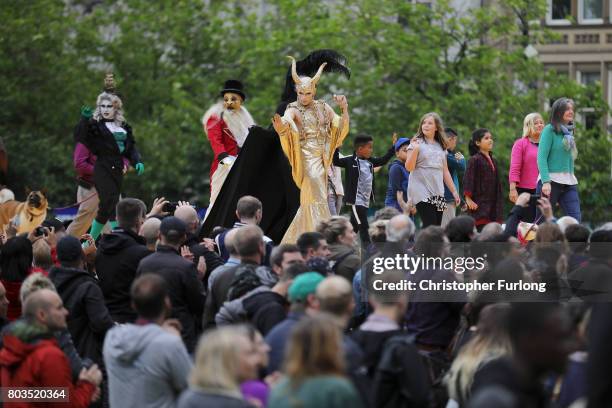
xmin=394 ymin=137 xmax=410 ymax=152
xmin=288 ymin=272 xmax=324 ymax=302
xmin=159 ymin=216 xmax=187 ymax=237
xmin=57 ymin=235 xmax=84 ymax=263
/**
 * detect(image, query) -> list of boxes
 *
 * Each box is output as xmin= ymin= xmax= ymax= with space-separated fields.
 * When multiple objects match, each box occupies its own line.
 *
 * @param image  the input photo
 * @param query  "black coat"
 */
xmin=200 ymin=126 xmax=300 ymax=243
xmin=333 ymin=146 xmax=395 ymax=205
xmin=96 ymin=228 xmax=152 ymax=323
xmin=136 ymin=245 xmax=205 ymax=352
xmin=49 ymin=266 xmax=114 ymax=364
xmin=74 ymin=117 xmax=141 ymax=168
xmin=243 ymin=290 xmax=289 ymax=336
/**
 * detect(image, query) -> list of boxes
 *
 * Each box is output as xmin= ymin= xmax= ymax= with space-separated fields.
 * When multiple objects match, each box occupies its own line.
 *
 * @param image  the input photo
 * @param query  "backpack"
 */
xmin=372 ymin=334 xmax=432 ymax=408
xmin=330 ymin=249 xmax=355 ymax=274
xmin=226 ymin=265 xmax=262 ymax=301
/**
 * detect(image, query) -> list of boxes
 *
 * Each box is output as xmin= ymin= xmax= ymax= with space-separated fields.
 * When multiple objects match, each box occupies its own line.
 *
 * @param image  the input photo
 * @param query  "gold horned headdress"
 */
xmin=288 ymin=56 xmax=327 ymax=93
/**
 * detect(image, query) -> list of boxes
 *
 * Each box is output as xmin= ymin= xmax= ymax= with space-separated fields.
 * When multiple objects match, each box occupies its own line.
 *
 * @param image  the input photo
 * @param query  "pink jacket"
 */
xmin=509 ymin=137 xmax=539 ymax=189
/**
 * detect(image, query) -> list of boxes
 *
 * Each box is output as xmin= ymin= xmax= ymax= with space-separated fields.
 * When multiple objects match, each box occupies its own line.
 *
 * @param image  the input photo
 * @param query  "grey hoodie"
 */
xmin=103 ymin=323 xmax=192 ymax=408
xmin=215 ymin=285 xmax=271 ymax=326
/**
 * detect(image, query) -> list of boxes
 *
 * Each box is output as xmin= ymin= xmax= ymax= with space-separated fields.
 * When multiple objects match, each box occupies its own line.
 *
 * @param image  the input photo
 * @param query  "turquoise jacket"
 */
xmin=269 ymin=376 xmax=364 ymax=408
xmin=537 ymin=123 xmax=575 ymax=183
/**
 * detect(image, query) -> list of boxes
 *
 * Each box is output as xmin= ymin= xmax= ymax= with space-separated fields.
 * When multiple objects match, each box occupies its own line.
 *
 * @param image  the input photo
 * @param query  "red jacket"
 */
xmin=1 ymin=280 xmax=22 ymax=322
xmin=205 ymin=114 xmax=238 ymax=182
xmin=0 ymin=334 xmax=95 ymax=407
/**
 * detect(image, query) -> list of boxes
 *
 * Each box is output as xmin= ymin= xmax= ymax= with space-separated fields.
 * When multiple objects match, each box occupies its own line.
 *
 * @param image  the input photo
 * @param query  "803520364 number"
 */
xmin=1 ymin=387 xmax=69 ymax=402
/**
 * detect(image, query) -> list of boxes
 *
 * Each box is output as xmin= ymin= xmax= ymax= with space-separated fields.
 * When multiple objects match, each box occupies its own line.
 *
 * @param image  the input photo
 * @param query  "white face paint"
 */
xmin=99 ymin=99 xmax=115 ymax=120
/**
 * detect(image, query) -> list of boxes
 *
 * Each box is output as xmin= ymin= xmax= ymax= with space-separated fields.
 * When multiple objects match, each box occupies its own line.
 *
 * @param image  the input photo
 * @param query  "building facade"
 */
xmin=537 ymin=0 xmax=612 ymax=131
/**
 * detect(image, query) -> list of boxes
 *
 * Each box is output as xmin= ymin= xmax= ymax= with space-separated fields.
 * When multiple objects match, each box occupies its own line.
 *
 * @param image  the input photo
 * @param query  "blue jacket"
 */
xmin=384 ymin=160 xmax=409 ymax=211
xmin=444 ymin=150 xmax=466 ymax=202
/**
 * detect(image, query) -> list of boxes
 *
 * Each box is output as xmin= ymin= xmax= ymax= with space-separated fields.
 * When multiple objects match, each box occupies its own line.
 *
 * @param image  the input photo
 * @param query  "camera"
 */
xmin=34 ymin=226 xmax=46 ymax=237
xmin=530 ymin=194 xmax=541 ymax=207
xmin=162 ymin=202 xmax=178 ymax=213
xmin=80 ymin=238 xmax=90 ymax=248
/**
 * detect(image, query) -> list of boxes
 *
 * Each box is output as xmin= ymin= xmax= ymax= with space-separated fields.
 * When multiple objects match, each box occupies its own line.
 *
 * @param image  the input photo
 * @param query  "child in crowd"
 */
xmin=333 ymin=134 xmax=396 ymax=245
xmin=384 ymin=136 xmax=412 ymax=213
xmin=442 ymin=128 xmax=465 ymax=228
xmin=463 ymin=128 xmax=503 ymax=232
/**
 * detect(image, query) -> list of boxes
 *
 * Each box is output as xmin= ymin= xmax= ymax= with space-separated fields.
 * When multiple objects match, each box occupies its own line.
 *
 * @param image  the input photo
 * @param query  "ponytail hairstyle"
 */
xmin=469 ymin=128 xmax=490 ymax=156
xmin=316 ymin=216 xmax=351 ymax=244
xmin=414 ymin=112 xmax=447 ymax=149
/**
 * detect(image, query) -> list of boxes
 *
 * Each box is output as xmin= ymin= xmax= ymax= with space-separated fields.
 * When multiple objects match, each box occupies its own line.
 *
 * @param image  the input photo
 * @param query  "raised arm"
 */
xmin=404 ymin=138 xmax=420 ymax=172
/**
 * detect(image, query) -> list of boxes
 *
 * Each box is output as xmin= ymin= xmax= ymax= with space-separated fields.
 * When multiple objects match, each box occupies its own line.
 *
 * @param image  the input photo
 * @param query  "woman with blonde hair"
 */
xmin=316 ymin=216 xmax=359 ymax=281
xmin=446 ymin=303 xmax=512 ymax=407
xmin=509 ymin=112 xmax=544 ymax=222
xmin=405 ymin=113 xmax=460 ymax=227
xmin=269 ymin=314 xmax=364 ymax=408
xmin=178 ymin=326 xmax=259 ymax=408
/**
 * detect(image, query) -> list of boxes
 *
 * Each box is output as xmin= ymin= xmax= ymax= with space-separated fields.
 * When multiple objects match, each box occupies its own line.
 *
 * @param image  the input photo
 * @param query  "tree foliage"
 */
xmin=1 ymin=0 xmax=609 ymax=223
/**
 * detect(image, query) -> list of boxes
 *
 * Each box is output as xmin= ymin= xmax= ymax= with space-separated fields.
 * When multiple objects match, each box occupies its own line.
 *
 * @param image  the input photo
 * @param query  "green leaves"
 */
xmin=1 ymin=0 xmax=609 ymax=223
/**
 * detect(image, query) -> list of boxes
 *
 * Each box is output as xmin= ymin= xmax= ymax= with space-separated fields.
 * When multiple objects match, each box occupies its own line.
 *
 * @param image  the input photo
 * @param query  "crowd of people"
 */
xmin=0 ymin=194 xmax=609 ymax=407
xmin=0 ymin=88 xmax=609 ymax=408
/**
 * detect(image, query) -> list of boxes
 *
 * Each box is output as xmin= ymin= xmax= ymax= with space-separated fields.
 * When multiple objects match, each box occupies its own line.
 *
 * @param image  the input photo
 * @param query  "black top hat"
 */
xmin=220 ymin=80 xmax=246 ymax=101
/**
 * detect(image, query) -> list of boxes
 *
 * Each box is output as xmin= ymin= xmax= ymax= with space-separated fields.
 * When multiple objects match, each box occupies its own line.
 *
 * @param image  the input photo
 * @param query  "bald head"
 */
xmin=23 ymin=289 xmax=67 ymax=331
xmin=225 ymin=228 xmax=239 ymax=257
xmin=174 ymin=206 xmax=199 ymax=233
xmin=140 ymin=217 xmax=161 ymax=247
xmin=316 ymin=276 xmax=353 ymax=317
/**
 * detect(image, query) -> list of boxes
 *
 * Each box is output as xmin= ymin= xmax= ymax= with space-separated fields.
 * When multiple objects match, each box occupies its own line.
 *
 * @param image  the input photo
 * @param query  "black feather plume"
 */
xmin=276 ymin=49 xmax=350 ymax=114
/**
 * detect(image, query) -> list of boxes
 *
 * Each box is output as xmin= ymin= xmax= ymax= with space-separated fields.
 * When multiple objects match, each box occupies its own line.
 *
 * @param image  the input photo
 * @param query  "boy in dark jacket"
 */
xmin=333 ymin=134 xmax=396 ymax=245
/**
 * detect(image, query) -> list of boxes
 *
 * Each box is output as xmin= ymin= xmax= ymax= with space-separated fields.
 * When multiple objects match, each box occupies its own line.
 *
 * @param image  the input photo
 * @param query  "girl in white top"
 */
xmin=405 ymin=113 xmax=460 ymax=227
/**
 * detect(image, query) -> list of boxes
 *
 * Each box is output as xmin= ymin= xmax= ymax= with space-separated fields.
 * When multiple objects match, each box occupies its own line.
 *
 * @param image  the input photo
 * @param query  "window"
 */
xmin=409 ymin=0 xmax=432 ymax=8
xmin=577 ymin=70 xmax=602 ymax=131
xmin=578 ymin=0 xmax=603 ymax=24
xmin=580 ymin=71 xmax=601 ymax=86
xmin=547 ymin=0 xmax=572 ymax=25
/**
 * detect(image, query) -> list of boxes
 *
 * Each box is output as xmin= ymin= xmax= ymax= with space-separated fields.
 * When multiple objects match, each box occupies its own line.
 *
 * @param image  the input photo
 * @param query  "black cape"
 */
xmin=200 ymin=126 xmax=300 ymax=243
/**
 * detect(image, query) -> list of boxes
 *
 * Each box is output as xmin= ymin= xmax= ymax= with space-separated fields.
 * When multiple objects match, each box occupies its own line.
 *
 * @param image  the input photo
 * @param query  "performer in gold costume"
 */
xmin=272 ymin=56 xmax=350 ymax=243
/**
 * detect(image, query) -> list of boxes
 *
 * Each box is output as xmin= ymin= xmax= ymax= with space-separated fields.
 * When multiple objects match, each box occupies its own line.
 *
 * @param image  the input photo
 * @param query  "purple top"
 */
xmin=74 ymin=142 xmax=130 ymax=185
xmin=509 ymin=137 xmax=539 ymax=189
xmin=73 ymin=142 xmax=96 ymax=184
xmin=241 ymin=380 xmax=269 ymax=407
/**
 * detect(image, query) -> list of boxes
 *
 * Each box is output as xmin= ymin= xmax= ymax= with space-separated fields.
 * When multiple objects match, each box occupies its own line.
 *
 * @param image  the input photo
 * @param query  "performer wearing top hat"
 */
xmin=200 ymin=50 xmax=350 ymax=244
xmin=202 ymin=80 xmax=255 ymax=209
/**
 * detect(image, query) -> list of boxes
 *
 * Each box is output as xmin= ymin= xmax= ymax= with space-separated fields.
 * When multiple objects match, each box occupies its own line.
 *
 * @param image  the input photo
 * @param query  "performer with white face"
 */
xmin=202 ymin=80 xmax=255 ymax=211
xmin=74 ymin=73 xmax=144 ymax=240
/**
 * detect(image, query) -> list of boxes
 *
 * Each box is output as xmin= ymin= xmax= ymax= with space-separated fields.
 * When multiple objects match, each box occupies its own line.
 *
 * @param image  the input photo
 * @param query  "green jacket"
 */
xmin=537 ymin=123 xmax=575 ymax=183
xmin=269 ymin=376 xmax=364 ymax=408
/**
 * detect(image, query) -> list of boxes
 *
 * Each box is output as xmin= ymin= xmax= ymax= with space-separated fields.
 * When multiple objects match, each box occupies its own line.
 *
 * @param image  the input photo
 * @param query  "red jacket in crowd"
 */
xmin=0 ymin=333 xmax=95 ymax=407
